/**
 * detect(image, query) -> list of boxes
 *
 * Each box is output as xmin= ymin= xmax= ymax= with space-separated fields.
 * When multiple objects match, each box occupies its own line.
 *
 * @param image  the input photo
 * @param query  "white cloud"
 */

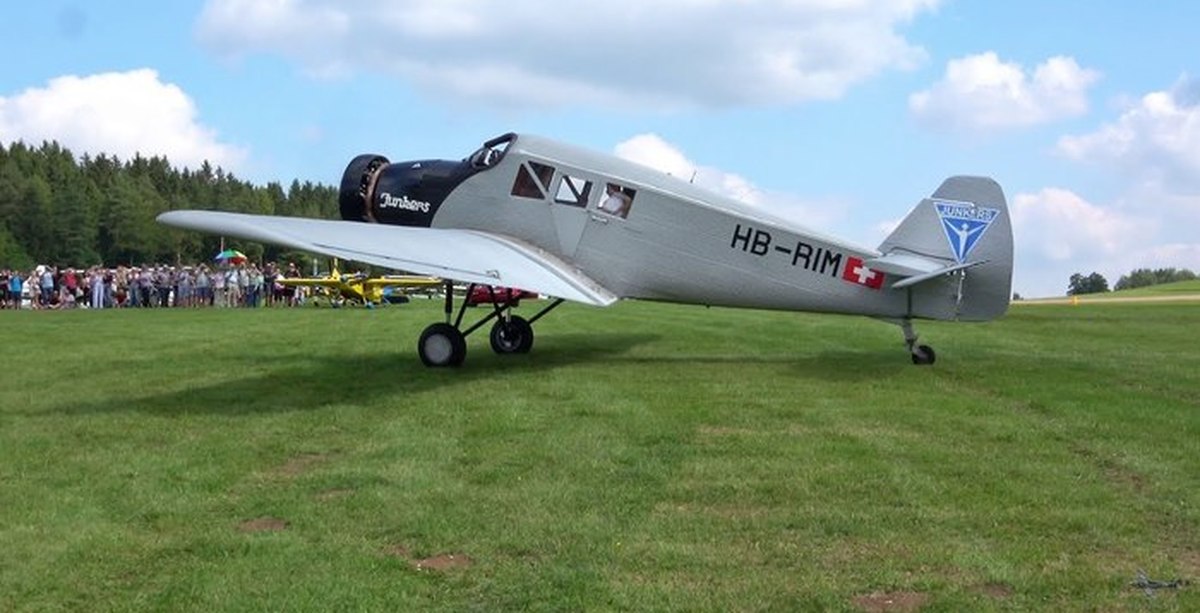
xmin=1008 ymin=187 xmax=1200 ymax=296
xmin=1058 ymin=76 xmax=1200 ymax=195
xmin=910 ymin=52 xmax=1100 ymax=132
xmin=1012 ymin=75 xmax=1200 ymax=295
xmin=1011 ymin=188 xmax=1152 ymax=262
xmin=196 ymin=0 xmax=938 ymax=109
xmin=613 ymin=133 xmax=846 ymax=229
xmin=0 ymin=69 xmax=245 ymax=170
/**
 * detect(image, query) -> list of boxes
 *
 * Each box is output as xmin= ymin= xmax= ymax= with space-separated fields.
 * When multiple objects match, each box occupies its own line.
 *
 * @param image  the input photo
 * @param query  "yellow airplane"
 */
xmin=277 ymin=259 xmax=441 ymax=306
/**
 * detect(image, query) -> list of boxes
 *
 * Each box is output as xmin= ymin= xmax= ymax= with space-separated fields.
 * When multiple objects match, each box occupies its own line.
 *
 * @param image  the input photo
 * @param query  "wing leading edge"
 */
xmin=156 ymin=211 xmax=618 ymax=307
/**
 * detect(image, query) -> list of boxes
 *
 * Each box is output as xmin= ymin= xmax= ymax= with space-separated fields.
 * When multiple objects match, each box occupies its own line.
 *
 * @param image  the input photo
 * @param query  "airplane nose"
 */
xmin=339 ymin=154 xmax=390 ymax=222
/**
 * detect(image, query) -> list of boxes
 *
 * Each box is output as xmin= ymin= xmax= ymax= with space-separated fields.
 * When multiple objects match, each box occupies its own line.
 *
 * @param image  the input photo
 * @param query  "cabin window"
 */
xmin=597 ymin=183 xmax=636 ymax=219
xmin=530 ymin=162 xmax=554 ymax=190
xmin=554 ymin=175 xmax=592 ymax=207
xmin=510 ymin=161 xmax=557 ymax=200
xmin=511 ymin=165 xmax=543 ymax=199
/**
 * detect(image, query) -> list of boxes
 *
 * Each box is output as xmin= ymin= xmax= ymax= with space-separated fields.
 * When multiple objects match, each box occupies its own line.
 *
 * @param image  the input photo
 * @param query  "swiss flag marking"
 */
xmin=842 ymin=257 xmax=884 ymax=290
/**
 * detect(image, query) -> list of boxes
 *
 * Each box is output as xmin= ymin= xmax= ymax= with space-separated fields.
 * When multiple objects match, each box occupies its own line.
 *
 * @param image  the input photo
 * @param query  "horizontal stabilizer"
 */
xmin=890 ymin=260 xmax=988 ymax=290
xmin=864 ymin=252 xmax=945 ymax=277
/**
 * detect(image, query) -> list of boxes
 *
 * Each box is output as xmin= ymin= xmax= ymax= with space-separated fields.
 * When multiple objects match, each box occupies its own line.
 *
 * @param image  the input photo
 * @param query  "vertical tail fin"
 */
xmin=875 ymin=176 xmax=1013 ymax=321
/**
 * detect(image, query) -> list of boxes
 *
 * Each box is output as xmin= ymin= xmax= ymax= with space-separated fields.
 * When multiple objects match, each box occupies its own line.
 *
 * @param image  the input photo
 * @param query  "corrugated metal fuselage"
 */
xmin=423 ymin=135 xmax=958 ymax=319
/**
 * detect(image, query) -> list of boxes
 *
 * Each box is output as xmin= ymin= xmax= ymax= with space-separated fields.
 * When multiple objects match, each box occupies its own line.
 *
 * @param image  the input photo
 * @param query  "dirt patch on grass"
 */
xmin=973 ymin=582 xmax=1013 ymax=599
xmin=415 ymin=553 xmax=473 ymax=571
xmin=383 ymin=544 xmax=412 ymax=559
xmin=384 ymin=544 xmax=473 ymax=572
xmin=1071 ymin=446 xmax=1149 ymax=493
xmin=823 ymin=539 xmax=915 ymax=568
xmin=851 ymin=591 xmax=930 ymax=612
xmin=271 ymin=452 xmax=330 ymax=478
xmin=1181 ymin=549 xmax=1200 ymax=575
xmin=238 ymin=517 xmax=289 ymax=532
xmin=314 ymin=487 xmax=354 ymax=501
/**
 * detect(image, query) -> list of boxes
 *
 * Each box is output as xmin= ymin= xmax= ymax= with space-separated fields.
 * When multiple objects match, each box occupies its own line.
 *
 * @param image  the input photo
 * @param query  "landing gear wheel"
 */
xmin=489 ymin=316 xmax=534 ymax=354
xmin=418 ymin=323 xmax=467 ymax=367
xmin=910 ymin=344 xmax=936 ymax=366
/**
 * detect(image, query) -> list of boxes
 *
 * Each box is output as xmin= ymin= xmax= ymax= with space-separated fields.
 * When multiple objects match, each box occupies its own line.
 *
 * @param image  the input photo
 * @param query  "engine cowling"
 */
xmin=338 ymin=154 xmax=389 ymax=222
xmin=338 ymin=154 xmax=476 ymax=227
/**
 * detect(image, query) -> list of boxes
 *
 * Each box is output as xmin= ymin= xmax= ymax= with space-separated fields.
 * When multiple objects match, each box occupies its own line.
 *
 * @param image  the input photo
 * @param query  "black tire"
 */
xmin=418 ymin=323 xmax=467 ymax=367
xmin=911 ymin=344 xmax=936 ymax=366
xmin=489 ymin=316 xmax=534 ymax=354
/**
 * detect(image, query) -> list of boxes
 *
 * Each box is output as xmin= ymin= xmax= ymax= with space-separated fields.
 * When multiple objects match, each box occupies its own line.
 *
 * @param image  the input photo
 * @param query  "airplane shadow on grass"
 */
xmin=48 ymin=333 xmax=657 ymax=417
xmin=47 ymin=334 xmax=906 ymax=418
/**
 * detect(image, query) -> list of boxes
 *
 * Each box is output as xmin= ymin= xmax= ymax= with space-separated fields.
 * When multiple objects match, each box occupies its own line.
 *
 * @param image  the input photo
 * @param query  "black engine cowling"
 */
xmin=338 ymin=154 xmax=389 ymax=222
xmin=337 ymin=154 xmax=477 ymax=227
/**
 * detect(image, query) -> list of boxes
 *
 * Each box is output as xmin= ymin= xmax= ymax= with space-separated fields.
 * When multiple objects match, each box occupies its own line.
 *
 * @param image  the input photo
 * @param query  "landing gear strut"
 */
xmin=899 ymin=318 xmax=936 ymax=366
xmin=416 ymin=281 xmax=564 ymax=367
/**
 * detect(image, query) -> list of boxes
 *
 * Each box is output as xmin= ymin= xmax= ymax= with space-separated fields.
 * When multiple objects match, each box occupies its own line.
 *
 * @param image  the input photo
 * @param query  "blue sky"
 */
xmin=1 ymin=1 xmax=1198 ymax=297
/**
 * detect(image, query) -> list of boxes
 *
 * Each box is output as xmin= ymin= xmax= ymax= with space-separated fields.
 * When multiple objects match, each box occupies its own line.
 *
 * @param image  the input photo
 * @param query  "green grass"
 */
xmin=2 ymin=301 xmax=1198 ymax=611
xmin=1109 ymin=279 xmax=1200 ymax=297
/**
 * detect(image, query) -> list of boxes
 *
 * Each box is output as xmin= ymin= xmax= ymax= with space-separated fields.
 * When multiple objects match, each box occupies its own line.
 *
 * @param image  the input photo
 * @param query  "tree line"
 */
xmin=0 ymin=140 xmax=339 ymax=270
xmin=1068 ymin=268 xmax=1197 ymax=295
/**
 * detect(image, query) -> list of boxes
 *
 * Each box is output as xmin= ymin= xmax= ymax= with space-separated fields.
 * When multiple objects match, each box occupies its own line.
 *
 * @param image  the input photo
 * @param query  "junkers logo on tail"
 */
xmin=378 ymin=193 xmax=432 ymax=213
xmin=933 ymin=199 xmax=999 ymax=263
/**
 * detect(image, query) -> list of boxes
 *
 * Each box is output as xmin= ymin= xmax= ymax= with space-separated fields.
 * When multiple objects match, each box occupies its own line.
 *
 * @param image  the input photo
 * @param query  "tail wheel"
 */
xmin=418 ymin=323 xmax=467 ymax=367
xmin=489 ymin=316 xmax=534 ymax=355
xmin=911 ymin=344 xmax=936 ymax=365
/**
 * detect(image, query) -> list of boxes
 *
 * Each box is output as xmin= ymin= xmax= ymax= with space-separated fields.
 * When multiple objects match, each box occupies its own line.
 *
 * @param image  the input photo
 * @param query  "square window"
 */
xmin=554 ymin=175 xmax=592 ymax=207
xmin=510 ymin=165 xmax=544 ymax=199
xmin=598 ymin=183 xmax=636 ymax=218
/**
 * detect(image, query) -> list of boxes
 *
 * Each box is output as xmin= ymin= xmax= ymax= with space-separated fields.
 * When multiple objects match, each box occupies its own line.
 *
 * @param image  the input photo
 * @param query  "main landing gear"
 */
xmin=416 ymin=281 xmax=564 ymax=367
xmin=898 ymin=318 xmax=936 ymax=366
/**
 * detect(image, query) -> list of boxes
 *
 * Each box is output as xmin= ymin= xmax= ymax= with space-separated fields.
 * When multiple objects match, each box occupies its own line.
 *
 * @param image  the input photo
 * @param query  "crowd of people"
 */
xmin=0 ymin=261 xmax=308 ymax=310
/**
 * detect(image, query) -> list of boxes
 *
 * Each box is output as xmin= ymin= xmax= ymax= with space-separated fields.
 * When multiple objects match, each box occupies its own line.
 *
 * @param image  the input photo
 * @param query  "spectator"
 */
xmin=263 ymin=263 xmax=278 ymax=307
xmin=14 ymin=270 xmax=25 ymax=309
xmin=177 ymin=267 xmax=194 ymax=308
xmin=137 ymin=267 xmax=153 ymax=307
xmin=155 ymin=267 xmax=171 ymax=307
xmin=113 ymin=266 xmax=128 ymax=307
xmin=0 ymin=269 xmax=9 ymax=309
xmin=63 ymin=268 xmax=79 ymax=306
xmin=195 ymin=264 xmax=212 ymax=307
xmin=213 ymin=265 xmax=228 ymax=307
xmin=90 ymin=266 xmax=106 ymax=309
xmin=40 ymin=266 xmax=55 ymax=308
xmin=225 ymin=265 xmax=240 ymax=307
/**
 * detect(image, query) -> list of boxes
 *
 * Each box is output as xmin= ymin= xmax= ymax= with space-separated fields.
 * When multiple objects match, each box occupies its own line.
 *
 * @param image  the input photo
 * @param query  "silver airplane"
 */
xmin=158 ymin=132 xmax=1012 ymax=367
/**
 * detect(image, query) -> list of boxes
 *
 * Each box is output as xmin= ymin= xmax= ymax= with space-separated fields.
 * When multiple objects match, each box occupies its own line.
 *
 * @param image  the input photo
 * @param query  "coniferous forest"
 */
xmin=0 ymin=140 xmax=338 ymax=269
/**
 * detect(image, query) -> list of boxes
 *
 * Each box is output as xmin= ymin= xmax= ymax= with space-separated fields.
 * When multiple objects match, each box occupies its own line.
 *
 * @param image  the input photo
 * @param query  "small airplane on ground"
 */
xmin=277 ymin=258 xmax=440 ymax=306
xmin=160 ymin=132 xmax=1012 ymax=367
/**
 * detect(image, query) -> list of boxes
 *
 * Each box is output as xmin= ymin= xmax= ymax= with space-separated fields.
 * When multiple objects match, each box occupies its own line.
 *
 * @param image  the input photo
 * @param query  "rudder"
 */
xmin=874 ymin=176 xmax=1013 ymax=321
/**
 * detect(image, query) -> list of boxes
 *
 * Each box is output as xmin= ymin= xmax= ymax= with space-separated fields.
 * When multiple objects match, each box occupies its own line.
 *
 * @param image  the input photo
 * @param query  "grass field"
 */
xmin=1027 ymin=279 xmax=1200 ymax=304
xmin=2 ymin=299 xmax=1197 ymax=611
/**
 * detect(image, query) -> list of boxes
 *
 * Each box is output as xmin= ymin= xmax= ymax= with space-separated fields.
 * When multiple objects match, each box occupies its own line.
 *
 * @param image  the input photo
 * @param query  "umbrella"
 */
xmin=214 ymin=249 xmax=247 ymax=264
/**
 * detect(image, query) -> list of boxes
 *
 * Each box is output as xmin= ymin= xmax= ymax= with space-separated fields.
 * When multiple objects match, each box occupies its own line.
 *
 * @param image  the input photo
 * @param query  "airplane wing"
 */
xmin=362 ymin=276 xmax=443 ymax=289
xmin=276 ymin=278 xmax=343 ymax=289
xmin=157 ymin=211 xmax=618 ymax=306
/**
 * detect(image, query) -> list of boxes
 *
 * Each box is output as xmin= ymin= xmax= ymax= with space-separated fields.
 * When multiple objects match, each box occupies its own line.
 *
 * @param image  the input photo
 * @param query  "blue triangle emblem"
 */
xmin=933 ymin=199 xmax=1000 ymax=263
